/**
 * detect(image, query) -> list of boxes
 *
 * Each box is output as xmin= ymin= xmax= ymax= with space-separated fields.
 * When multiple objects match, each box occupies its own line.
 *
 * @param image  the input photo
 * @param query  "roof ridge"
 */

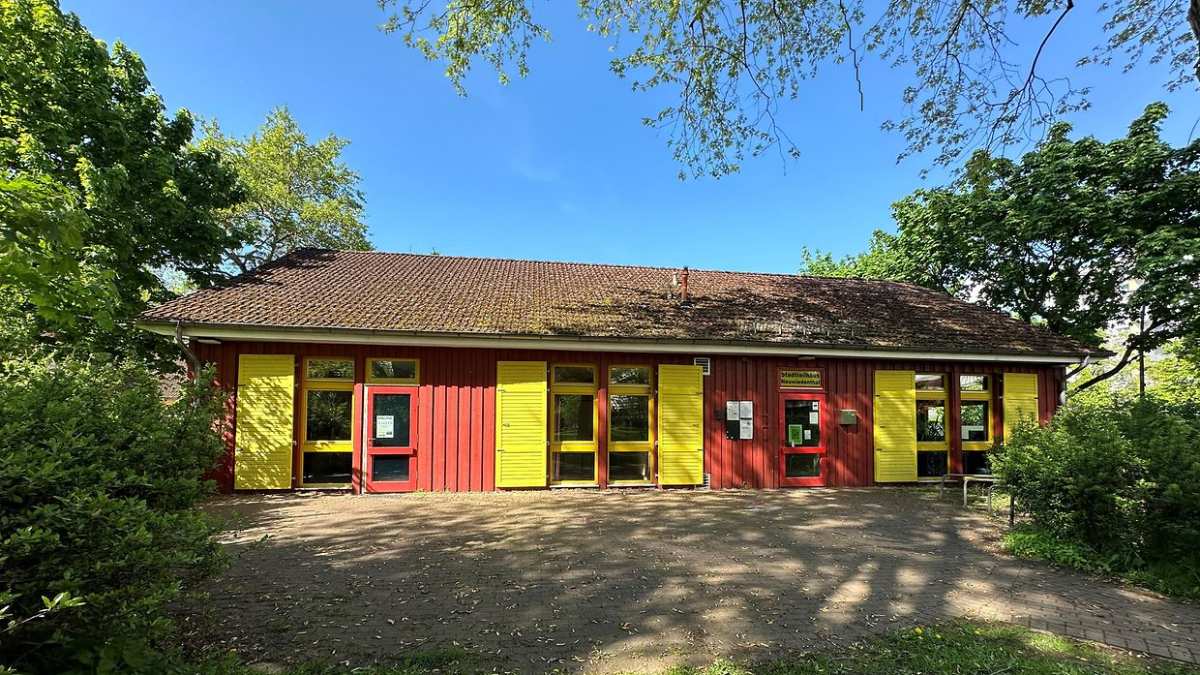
xmin=292 ymin=247 xmax=931 ymax=287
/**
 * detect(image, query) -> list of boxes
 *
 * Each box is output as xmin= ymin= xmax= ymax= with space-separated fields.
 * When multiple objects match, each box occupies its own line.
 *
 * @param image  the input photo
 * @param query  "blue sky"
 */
xmin=65 ymin=1 xmax=1196 ymax=274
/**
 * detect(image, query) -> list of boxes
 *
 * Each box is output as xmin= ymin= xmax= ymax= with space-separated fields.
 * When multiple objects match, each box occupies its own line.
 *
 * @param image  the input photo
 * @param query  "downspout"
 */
xmin=175 ymin=320 xmax=200 ymax=376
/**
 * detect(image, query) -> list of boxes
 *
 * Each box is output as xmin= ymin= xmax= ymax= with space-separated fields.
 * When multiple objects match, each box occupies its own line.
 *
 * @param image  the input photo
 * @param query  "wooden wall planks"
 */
xmin=194 ymin=341 xmax=1063 ymax=493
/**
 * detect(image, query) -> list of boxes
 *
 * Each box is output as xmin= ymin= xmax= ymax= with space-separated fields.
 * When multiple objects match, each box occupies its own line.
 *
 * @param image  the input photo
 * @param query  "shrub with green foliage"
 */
xmin=0 ymin=357 xmax=226 ymax=673
xmin=992 ymin=395 xmax=1200 ymax=596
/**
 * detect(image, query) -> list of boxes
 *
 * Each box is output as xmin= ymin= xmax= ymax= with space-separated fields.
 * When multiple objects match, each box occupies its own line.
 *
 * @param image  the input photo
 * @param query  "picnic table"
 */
xmin=939 ymin=473 xmax=1014 ymax=521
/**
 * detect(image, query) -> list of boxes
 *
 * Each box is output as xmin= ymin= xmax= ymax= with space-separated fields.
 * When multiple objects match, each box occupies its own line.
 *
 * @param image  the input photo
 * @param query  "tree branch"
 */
xmin=1072 ymin=342 xmax=1136 ymax=392
xmin=839 ymin=0 xmax=864 ymax=111
xmin=1190 ymin=0 xmax=1200 ymax=82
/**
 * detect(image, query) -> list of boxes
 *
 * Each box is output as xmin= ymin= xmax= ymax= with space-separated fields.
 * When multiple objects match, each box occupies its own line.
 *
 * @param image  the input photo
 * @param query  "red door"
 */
xmin=364 ymin=386 xmax=418 ymax=492
xmin=779 ymin=391 xmax=827 ymax=487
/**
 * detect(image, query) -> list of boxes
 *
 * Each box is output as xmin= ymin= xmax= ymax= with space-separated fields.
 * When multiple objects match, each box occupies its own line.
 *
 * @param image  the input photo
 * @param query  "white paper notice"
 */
xmin=804 ymin=429 xmax=812 ymax=440
xmin=739 ymin=400 xmax=754 ymax=419
xmin=809 ymin=411 xmax=819 ymax=424
xmin=726 ymin=401 xmax=740 ymax=421
xmin=739 ymin=418 xmax=754 ymax=440
xmin=376 ymin=415 xmax=394 ymax=439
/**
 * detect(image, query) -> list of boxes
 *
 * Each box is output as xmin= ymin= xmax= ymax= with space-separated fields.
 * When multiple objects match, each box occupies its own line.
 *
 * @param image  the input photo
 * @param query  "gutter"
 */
xmin=137 ymin=320 xmax=1090 ymax=365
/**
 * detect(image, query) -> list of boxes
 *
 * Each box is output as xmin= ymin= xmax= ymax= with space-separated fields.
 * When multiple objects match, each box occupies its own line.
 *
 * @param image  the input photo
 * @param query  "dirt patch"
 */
xmin=179 ymin=488 xmax=1200 ymax=672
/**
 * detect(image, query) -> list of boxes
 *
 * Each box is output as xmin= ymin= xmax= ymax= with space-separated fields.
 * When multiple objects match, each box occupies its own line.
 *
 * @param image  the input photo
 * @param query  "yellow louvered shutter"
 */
xmin=235 ymin=354 xmax=295 ymax=490
xmin=1003 ymin=373 xmax=1040 ymax=442
xmin=657 ymin=364 xmax=704 ymax=486
xmin=495 ymin=361 xmax=548 ymax=488
xmin=873 ymin=369 xmax=917 ymax=483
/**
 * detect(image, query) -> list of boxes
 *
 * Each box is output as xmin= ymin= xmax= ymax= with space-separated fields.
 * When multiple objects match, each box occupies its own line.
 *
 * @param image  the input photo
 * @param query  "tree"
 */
xmin=1142 ymin=342 xmax=1200 ymax=408
xmin=798 ymin=229 xmax=947 ymax=288
xmin=200 ymin=107 xmax=371 ymax=275
xmin=377 ymin=0 xmax=1199 ymax=178
xmin=0 ymin=0 xmax=241 ymax=356
xmin=0 ymin=357 xmax=226 ymax=672
xmin=824 ymin=103 xmax=1199 ymax=391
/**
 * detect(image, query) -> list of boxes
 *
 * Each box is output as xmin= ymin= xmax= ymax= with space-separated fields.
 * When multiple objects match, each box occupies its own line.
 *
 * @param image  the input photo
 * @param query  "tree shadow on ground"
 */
xmin=178 ymin=489 xmax=1200 ymax=673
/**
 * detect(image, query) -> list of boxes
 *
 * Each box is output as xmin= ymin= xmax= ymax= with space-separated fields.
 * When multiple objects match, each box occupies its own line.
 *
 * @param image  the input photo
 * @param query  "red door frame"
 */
xmin=363 ymin=385 xmax=418 ymax=493
xmin=778 ymin=390 xmax=828 ymax=487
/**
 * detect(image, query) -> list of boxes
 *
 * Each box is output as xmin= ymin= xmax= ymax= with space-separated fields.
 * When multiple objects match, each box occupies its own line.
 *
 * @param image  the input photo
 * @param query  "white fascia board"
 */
xmin=137 ymin=321 xmax=1085 ymax=364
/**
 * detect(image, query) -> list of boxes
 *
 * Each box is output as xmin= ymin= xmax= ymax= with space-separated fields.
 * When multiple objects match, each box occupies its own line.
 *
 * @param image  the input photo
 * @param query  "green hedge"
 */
xmin=0 ymin=357 xmax=227 ymax=673
xmin=992 ymin=395 xmax=1200 ymax=596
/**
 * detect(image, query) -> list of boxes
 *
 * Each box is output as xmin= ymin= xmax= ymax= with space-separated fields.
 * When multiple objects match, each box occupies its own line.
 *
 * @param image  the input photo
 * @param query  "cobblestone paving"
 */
xmin=191 ymin=489 xmax=1200 ymax=672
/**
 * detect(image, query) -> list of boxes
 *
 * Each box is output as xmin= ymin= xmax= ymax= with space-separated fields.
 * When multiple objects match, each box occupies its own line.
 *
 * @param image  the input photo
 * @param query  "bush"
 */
xmin=0 ymin=356 xmax=227 ymax=673
xmin=992 ymin=394 xmax=1200 ymax=595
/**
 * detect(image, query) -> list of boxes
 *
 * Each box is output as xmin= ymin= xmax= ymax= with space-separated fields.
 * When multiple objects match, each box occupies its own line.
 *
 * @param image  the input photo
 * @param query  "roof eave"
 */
xmin=136 ymin=319 xmax=1091 ymax=365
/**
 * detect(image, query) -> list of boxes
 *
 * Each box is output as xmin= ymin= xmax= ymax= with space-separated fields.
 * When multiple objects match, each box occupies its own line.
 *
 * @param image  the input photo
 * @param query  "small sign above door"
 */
xmin=780 ymin=369 xmax=822 ymax=389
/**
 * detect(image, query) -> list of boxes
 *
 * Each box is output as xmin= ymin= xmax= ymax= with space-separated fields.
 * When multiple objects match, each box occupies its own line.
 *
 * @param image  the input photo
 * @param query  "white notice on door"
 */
xmin=376 ymin=415 xmax=394 ymax=439
xmin=739 ymin=418 xmax=754 ymax=440
xmin=739 ymin=400 xmax=754 ymax=419
xmin=726 ymin=401 xmax=740 ymax=420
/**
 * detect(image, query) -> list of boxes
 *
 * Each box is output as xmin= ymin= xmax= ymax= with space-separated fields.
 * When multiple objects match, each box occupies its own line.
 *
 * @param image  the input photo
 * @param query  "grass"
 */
xmin=663 ymin=621 xmax=1198 ymax=675
xmin=1004 ymin=525 xmax=1200 ymax=601
xmin=186 ymin=620 xmax=1197 ymax=674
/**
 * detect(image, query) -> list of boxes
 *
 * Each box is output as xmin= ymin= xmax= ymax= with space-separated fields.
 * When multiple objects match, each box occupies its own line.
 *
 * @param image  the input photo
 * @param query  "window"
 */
xmin=916 ymin=400 xmax=946 ymax=443
xmin=372 ymin=393 xmax=412 ymax=447
xmin=372 ymin=455 xmax=411 ymax=482
xmin=915 ymin=373 xmax=946 ymax=391
xmin=917 ymin=451 xmax=948 ymax=477
xmin=784 ymin=399 xmax=820 ymax=447
xmin=609 ymin=395 xmax=650 ymax=442
xmin=550 ymin=364 xmax=597 ymax=484
xmin=960 ymin=373 xmax=993 ymax=459
xmin=301 ymin=357 xmax=354 ymax=486
xmin=609 ymin=452 xmax=650 ymax=482
xmin=554 ymin=394 xmax=594 ymax=442
xmin=554 ymin=365 xmax=596 ymax=385
xmin=960 ymin=401 xmax=990 ymax=443
xmin=303 ymin=452 xmax=352 ymax=484
xmin=553 ymin=453 xmax=595 ymax=482
xmin=915 ymin=373 xmax=947 ymax=478
xmin=960 ymin=374 xmax=989 ymax=392
xmin=306 ymin=390 xmax=353 ymax=441
xmin=367 ymin=358 xmax=419 ymax=384
xmin=610 ymin=366 xmax=651 ymax=386
xmin=307 ymin=358 xmax=354 ymax=381
xmin=963 ymin=450 xmax=991 ymax=475
xmin=608 ymin=365 xmax=653 ymax=483
xmin=785 ymin=454 xmax=820 ymax=478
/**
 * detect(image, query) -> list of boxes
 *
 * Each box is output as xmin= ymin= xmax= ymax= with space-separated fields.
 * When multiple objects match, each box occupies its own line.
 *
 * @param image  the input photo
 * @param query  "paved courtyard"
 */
xmin=189 ymin=488 xmax=1200 ymax=672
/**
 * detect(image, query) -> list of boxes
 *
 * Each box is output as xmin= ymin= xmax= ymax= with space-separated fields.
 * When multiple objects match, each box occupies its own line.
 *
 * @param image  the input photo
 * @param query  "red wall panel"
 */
xmin=194 ymin=341 xmax=1064 ymax=493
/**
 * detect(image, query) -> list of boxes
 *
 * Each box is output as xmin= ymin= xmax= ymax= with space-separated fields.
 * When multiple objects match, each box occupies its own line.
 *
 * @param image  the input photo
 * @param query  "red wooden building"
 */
xmin=137 ymin=249 xmax=1093 ymax=493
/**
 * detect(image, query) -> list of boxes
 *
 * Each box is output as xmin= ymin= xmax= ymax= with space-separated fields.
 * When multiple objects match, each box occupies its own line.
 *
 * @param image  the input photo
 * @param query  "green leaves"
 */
xmin=0 ymin=357 xmax=227 ymax=672
xmin=994 ymin=396 xmax=1200 ymax=598
xmin=199 ymin=107 xmax=371 ymax=275
xmin=378 ymin=1 xmax=1199 ymax=178
xmin=893 ymin=103 xmax=1200 ymax=357
xmin=1 ymin=0 xmax=242 ymax=359
xmin=804 ymin=103 xmax=1199 ymax=393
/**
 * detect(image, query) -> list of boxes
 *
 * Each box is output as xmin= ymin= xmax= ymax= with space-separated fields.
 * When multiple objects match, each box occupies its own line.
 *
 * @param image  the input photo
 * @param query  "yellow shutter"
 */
xmin=873 ymin=369 xmax=917 ymax=483
xmin=235 ymin=354 xmax=295 ymax=490
xmin=1003 ymin=373 xmax=1040 ymax=442
xmin=495 ymin=361 xmax=548 ymax=488
xmin=657 ymin=364 xmax=704 ymax=486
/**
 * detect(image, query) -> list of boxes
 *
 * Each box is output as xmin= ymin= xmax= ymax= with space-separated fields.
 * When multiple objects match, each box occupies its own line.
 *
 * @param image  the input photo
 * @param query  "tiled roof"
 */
xmin=139 ymin=248 xmax=1095 ymax=358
